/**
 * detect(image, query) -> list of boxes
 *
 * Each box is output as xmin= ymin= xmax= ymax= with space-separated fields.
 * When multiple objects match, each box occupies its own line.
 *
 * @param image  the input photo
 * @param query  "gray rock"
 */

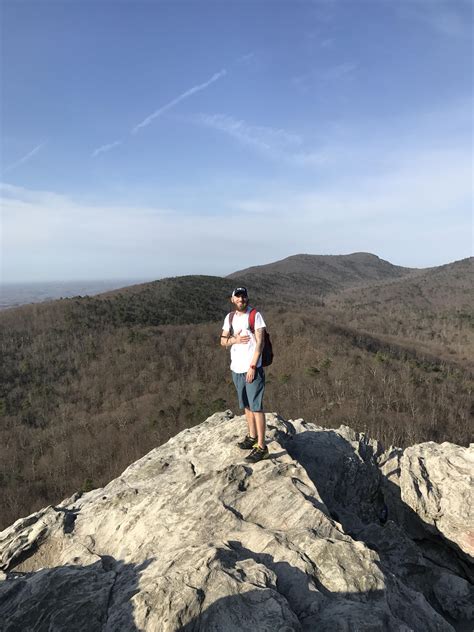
xmin=396 ymin=442 xmax=473 ymax=559
xmin=0 ymin=412 xmax=472 ymax=631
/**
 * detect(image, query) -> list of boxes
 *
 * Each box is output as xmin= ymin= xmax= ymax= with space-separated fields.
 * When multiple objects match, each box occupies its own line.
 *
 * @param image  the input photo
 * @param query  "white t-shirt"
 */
xmin=222 ymin=307 xmax=266 ymax=373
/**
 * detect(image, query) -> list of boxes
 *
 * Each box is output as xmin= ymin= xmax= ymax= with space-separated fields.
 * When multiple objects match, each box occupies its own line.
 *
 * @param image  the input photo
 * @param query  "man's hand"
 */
xmin=246 ymin=367 xmax=256 ymax=383
xmin=235 ymin=330 xmax=250 ymax=344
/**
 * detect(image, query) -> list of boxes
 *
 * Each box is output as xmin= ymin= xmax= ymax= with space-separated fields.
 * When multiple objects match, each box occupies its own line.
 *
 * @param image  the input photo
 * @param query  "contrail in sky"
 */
xmin=3 ymin=143 xmax=45 ymax=173
xmin=92 ymin=140 xmax=123 ymax=158
xmin=132 ymin=69 xmax=227 ymax=133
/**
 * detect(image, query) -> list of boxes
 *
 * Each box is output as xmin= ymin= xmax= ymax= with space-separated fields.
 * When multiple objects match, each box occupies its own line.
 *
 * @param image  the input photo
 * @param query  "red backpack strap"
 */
xmin=248 ymin=308 xmax=257 ymax=333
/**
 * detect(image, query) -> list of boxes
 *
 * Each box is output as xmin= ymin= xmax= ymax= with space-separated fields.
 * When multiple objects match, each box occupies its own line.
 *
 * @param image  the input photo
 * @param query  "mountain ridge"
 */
xmin=228 ymin=251 xmax=416 ymax=281
xmin=0 ymin=253 xmax=468 ymax=315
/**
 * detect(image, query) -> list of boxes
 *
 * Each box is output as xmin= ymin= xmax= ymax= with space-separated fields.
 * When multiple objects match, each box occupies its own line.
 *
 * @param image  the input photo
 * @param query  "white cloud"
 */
xmin=320 ymin=62 xmax=358 ymax=81
xmin=229 ymin=145 xmax=472 ymax=267
xmin=88 ymin=69 xmax=228 ymax=158
xmin=198 ymin=113 xmax=303 ymax=156
xmin=293 ymin=61 xmax=358 ymax=92
xmin=91 ymin=140 xmax=122 ymax=158
xmin=236 ymin=52 xmax=255 ymax=66
xmin=132 ymin=69 xmax=227 ymax=134
xmin=2 ymin=138 xmax=471 ymax=282
xmin=197 ymin=113 xmax=330 ymax=167
xmin=3 ymin=98 xmax=471 ymax=280
xmin=3 ymin=143 xmax=45 ymax=173
xmin=233 ymin=147 xmax=471 ymax=222
xmin=399 ymin=0 xmax=472 ymax=38
xmin=291 ymin=151 xmax=329 ymax=167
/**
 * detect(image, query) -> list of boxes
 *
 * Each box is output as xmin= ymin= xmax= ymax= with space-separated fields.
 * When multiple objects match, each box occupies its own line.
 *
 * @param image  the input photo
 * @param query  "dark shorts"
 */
xmin=231 ymin=368 xmax=265 ymax=412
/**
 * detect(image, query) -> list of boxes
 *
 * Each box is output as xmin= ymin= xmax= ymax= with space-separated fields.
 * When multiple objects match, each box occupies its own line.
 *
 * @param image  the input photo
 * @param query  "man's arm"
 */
xmin=220 ymin=330 xmax=251 ymax=348
xmin=245 ymin=327 xmax=265 ymax=383
xmin=220 ymin=330 xmax=232 ymax=349
xmin=251 ymin=327 xmax=265 ymax=365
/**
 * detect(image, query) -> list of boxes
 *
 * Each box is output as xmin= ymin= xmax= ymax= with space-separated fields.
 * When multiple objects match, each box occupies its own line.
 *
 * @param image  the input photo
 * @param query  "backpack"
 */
xmin=228 ymin=308 xmax=273 ymax=367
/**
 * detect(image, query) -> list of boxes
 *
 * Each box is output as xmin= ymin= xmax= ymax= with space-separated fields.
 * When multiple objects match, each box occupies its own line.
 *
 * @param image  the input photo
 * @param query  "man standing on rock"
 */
xmin=221 ymin=287 xmax=269 ymax=462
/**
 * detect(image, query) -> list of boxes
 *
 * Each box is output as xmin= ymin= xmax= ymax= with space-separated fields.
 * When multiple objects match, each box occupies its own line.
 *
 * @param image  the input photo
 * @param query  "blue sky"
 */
xmin=1 ymin=0 xmax=472 ymax=282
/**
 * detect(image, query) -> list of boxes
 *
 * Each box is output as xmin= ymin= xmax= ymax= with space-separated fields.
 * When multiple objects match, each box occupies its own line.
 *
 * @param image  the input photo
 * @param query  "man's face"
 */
xmin=232 ymin=293 xmax=248 ymax=311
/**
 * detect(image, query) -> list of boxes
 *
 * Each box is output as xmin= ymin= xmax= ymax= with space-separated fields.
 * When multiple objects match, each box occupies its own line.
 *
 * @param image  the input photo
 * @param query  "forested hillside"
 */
xmin=327 ymin=257 xmax=474 ymax=363
xmin=0 ymin=256 xmax=472 ymax=530
xmin=228 ymin=252 xmax=416 ymax=300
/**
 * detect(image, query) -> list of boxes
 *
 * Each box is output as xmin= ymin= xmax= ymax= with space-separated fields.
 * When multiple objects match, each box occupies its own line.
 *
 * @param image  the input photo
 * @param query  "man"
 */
xmin=221 ymin=287 xmax=269 ymax=462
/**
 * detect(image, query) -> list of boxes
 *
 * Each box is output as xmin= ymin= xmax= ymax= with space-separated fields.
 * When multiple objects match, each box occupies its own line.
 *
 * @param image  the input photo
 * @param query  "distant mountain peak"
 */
xmin=227 ymin=252 xmax=415 ymax=294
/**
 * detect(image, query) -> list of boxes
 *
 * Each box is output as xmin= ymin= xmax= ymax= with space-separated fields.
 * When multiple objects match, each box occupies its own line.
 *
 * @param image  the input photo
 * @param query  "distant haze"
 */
xmin=0 ymin=279 xmax=155 ymax=310
xmin=1 ymin=252 xmax=470 ymax=310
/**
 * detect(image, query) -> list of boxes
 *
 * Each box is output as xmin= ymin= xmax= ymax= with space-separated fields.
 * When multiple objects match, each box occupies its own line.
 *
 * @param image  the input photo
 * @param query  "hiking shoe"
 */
xmin=237 ymin=435 xmax=258 ymax=450
xmin=245 ymin=446 xmax=269 ymax=463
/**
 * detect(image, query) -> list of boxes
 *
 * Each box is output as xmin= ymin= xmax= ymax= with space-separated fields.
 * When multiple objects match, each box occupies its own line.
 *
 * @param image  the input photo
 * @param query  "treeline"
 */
xmin=328 ymin=257 xmax=474 ymax=363
xmin=0 ymin=300 xmax=472 ymax=530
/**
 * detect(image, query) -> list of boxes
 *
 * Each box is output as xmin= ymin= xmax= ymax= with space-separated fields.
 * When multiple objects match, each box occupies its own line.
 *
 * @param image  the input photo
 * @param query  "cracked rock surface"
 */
xmin=0 ymin=412 xmax=472 ymax=631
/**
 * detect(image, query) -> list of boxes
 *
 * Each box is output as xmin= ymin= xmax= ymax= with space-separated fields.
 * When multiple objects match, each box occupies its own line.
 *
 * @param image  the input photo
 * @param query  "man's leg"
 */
xmin=246 ymin=368 xmax=266 ymax=448
xmin=233 ymin=372 xmax=257 ymax=448
xmin=254 ymin=411 xmax=266 ymax=448
xmin=244 ymin=408 xmax=257 ymax=439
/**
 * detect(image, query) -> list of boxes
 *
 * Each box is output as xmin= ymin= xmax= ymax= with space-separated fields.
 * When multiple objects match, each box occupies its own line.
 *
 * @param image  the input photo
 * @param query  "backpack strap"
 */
xmin=229 ymin=308 xmax=256 ymax=334
xmin=248 ymin=308 xmax=257 ymax=333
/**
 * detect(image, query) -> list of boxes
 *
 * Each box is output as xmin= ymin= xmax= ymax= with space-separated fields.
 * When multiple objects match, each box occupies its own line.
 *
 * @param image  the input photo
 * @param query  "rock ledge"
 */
xmin=1 ymin=412 xmax=472 ymax=631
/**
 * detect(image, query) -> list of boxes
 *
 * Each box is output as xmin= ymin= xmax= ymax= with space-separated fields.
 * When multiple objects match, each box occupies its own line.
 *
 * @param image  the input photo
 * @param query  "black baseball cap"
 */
xmin=232 ymin=287 xmax=248 ymax=298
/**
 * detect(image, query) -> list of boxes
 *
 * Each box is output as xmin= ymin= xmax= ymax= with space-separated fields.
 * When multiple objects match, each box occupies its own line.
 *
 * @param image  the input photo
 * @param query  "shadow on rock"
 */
xmin=275 ymin=427 xmax=473 ymax=631
xmin=0 ymin=556 xmax=153 ymax=632
xmin=177 ymin=541 xmax=393 ymax=632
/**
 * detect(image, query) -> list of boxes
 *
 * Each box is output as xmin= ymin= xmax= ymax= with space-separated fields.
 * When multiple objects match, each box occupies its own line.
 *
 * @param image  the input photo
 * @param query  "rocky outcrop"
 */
xmin=1 ymin=412 xmax=472 ymax=631
xmin=379 ymin=441 xmax=474 ymax=559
